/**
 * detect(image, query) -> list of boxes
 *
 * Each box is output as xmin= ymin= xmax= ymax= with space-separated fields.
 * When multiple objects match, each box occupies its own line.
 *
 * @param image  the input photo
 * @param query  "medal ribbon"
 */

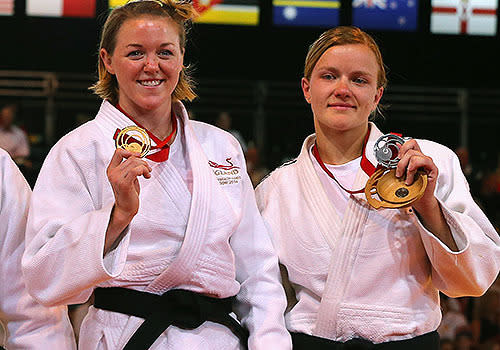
xmin=312 ymin=127 xmax=379 ymax=195
xmin=115 ymin=104 xmax=177 ymax=162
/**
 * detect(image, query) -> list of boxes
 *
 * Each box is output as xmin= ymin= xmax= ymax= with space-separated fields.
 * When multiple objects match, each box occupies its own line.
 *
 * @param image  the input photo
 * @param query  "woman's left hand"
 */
xmin=396 ymin=139 xmax=438 ymax=212
xmin=396 ymin=139 xmax=458 ymax=251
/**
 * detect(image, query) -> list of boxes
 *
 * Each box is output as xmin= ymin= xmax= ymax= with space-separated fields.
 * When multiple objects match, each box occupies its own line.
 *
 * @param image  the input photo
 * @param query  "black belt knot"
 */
xmin=157 ymin=289 xmax=204 ymax=330
xmin=93 ymin=287 xmax=248 ymax=349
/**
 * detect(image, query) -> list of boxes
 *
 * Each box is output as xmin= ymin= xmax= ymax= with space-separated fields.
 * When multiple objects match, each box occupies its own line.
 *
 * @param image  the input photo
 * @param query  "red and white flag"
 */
xmin=431 ymin=0 xmax=498 ymax=35
xmin=0 ymin=0 xmax=14 ymax=16
xmin=27 ymin=0 xmax=96 ymax=18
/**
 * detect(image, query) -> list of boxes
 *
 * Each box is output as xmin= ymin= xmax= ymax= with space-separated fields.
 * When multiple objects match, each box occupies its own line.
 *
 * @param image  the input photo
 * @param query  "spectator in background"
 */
xmin=474 ymin=281 xmax=500 ymax=345
xmin=441 ymin=338 xmax=455 ymax=350
xmin=215 ymin=111 xmax=247 ymax=152
xmin=245 ymin=143 xmax=269 ymax=187
xmin=480 ymin=154 xmax=500 ymax=231
xmin=438 ymin=294 xmax=469 ymax=342
xmin=455 ymin=146 xmax=483 ymax=199
xmin=455 ymin=330 xmax=476 ymax=350
xmin=0 ymin=103 xmax=31 ymax=167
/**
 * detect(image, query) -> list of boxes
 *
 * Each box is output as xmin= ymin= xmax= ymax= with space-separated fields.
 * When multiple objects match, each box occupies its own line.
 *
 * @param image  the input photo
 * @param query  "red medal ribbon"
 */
xmin=312 ymin=127 xmax=379 ymax=194
xmin=115 ymin=104 xmax=177 ymax=162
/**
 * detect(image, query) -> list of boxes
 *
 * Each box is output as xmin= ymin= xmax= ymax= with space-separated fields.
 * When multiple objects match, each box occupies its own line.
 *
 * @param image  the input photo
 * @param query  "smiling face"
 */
xmin=302 ymin=44 xmax=384 ymax=136
xmin=100 ymin=15 xmax=183 ymax=116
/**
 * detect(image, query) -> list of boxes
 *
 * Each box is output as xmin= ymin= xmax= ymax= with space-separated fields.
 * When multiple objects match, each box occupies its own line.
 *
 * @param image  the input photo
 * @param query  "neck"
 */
xmin=118 ymin=100 xmax=174 ymax=140
xmin=315 ymin=124 xmax=368 ymax=165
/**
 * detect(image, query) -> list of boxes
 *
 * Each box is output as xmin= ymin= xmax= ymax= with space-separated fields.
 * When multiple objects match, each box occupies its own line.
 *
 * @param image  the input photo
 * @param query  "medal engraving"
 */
xmin=395 ymin=187 xmax=409 ymax=198
xmin=373 ymin=134 xmax=406 ymax=168
xmin=115 ymin=126 xmax=151 ymax=158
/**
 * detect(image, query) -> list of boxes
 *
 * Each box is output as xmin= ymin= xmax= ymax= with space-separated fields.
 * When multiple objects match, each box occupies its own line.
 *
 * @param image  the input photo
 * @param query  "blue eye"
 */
xmin=158 ymin=50 xmax=173 ymax=57
xmin=322 ymin=73 xmax=335 ymax=80
xmin=354 ymin=77 xmax=367 ymax=84
xmin=127 ymin=50 xmax=143 ymax=58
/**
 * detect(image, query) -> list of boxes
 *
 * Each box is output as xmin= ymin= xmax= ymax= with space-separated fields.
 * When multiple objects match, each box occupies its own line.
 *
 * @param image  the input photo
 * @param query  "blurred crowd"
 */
xmin=438 ymin=278 xmax=500 ymax=350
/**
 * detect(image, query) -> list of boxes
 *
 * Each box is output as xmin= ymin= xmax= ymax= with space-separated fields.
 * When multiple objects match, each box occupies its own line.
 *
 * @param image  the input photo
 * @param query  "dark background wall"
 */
xmin=1 ymin=0 xmax=499 ymax=86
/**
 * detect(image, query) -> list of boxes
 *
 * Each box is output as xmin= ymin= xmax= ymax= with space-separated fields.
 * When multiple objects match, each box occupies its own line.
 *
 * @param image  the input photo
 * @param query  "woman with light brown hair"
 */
xmin=256 ymin=26 xmax=500 ymax=349
xmin=22 ymin=1 xmax=291 ymax=349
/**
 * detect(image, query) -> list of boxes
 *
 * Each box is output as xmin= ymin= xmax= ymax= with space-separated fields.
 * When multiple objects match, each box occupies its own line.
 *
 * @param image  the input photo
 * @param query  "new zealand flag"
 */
xmin=273 ymin=0 xmax=340 ymax=27
xmin=352 ymin=0 xmax=419 ymax=31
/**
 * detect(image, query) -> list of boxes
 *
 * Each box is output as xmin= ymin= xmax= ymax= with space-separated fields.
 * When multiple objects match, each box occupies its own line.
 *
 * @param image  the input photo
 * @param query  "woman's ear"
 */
xmin=100 ymin=48 xmax=115 ymax=75
xmin=301 ymin=77 xmax=311 ymax=104
xmin=374 ymin=86 xmax=384 ymax=106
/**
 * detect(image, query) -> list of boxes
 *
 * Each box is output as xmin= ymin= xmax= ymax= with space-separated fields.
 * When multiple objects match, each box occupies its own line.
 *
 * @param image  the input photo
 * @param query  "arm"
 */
xmin=104 ymin=148 xmax=151 ymax=254
xmin=230 ymin=161 xmax=292 ymax=349
xmin=399 ymin=140 xmax=500 ymax=297
xmin=397 ymin=139 xmax=458 ymax=251
xmin=0 ymin=152 xmax=76 ymax=349
xmin=22 ymin=140 xmax=150 ymax=307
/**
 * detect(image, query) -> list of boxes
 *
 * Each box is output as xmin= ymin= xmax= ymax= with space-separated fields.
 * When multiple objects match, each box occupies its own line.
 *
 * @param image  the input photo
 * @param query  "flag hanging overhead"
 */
xmin=431 ymin=0 xmax=498 ymax=35
xmin=27 ymin=0 xmax=96 ymax=18
xmin=273 ymin=0 xmax=340 ymax=27
xmin=109 ymin=0 xmax=259 ymax=26
xmin=352 ymin=0 xmax=419 ymax=31
xmin=192 ymin=0 xmax=259 ymax=25
xmin=0 ymin=0 xmax=14 ymax=15
xmin=108 ymin=0 xmax=127 ymax=7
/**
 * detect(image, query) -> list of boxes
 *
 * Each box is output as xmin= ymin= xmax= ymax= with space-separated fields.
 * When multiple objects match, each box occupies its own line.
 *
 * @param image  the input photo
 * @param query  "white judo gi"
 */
xmin=22 ymin=100 xmax=291 ymax=350
xmin=0 ymin=149 xmax=76 ymax=349
xmin=255 ymin=123 xmax=500 ymax=344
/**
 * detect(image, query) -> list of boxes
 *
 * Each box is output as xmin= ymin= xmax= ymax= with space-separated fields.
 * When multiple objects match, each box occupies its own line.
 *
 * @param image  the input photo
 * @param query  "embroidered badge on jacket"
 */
xmin=209 ymin=158 xmax=241 ymax=185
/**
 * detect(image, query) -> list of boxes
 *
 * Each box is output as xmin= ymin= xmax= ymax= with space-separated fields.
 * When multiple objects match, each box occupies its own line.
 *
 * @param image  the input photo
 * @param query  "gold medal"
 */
xmin=115 ymin=126 xmax=151 ymax=158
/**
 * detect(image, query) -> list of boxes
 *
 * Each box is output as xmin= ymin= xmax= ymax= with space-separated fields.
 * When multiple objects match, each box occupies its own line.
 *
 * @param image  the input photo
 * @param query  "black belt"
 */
xmin=93 ymin=287 xmax=249 ymax=349
xmin=291 ymin=331 xmax=440 ymax=350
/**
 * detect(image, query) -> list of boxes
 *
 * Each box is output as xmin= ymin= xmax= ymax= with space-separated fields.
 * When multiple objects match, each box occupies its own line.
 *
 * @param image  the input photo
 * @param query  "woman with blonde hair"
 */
xmin=256 ymin=26 xmax=500 ymax=349
xmin=22 ymin=1 xmax=291 ymax=349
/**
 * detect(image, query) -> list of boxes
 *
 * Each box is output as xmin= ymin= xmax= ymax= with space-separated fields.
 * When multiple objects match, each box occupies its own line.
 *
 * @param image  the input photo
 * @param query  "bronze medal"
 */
xmin=365 ymin=168 xmax=427 ymax=209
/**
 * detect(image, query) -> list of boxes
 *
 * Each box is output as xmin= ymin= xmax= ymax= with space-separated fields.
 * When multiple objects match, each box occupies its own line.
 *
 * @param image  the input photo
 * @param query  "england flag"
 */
xmin=431 ymin=0 xmax=498 ymax=35
xmin=0 ymin=0 xmax=13 ymax=15
xmin=27 ymin=0 xmax=95 ymax=17
xmin=352 ymin=0 xmax=419 ymax=31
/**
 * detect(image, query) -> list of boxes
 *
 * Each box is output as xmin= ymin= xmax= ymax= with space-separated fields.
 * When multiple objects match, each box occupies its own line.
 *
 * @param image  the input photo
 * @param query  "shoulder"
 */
xmin=0 ymin=148 xmax=23 ymax=177
xmin=417 ymin=139 xmax=459 ymax=165
xmin=42 ymin=119 xmax=108 ymax=173
xmin=190 ymin=120 xmax=240 ymax=145
xmin=9 ymin=125 xmax=27 ymax=136
xmin=256 ymin=158 xmax=298 ymax=194
xmin=0 ymin=148 xmax=30 ymax=208
xmin=189 ymin=120 xmax=245 ymax=161
xmin=50 ymin=119 xmax=105 ymax=155
xmin=0 ymin=147 xmax=10 ymax=161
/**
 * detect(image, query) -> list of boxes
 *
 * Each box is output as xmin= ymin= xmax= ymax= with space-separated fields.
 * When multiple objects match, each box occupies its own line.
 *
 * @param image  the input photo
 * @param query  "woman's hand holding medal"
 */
xmin=397 ymin=139 xmax=458 ymax=251
xmin=104 ymin=148 xmax=152 ymax=254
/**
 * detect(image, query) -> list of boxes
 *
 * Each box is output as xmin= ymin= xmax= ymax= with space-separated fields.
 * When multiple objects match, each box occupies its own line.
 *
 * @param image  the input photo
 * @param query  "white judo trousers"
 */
xmin=22 ymin=100 xmax=292 ymax=350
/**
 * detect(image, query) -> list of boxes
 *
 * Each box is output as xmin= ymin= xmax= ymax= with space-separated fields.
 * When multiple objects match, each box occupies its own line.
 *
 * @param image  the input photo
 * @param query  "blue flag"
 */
xmin=273 ymin=0 xmax=340 ymax=27
xmin=352 ymin=0 xmax=418 ymax=31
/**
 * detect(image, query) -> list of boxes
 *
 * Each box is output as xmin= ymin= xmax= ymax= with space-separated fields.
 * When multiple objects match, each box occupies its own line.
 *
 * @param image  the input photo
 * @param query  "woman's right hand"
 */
xmin=104 ymin=148 xmax=152 ymax=254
